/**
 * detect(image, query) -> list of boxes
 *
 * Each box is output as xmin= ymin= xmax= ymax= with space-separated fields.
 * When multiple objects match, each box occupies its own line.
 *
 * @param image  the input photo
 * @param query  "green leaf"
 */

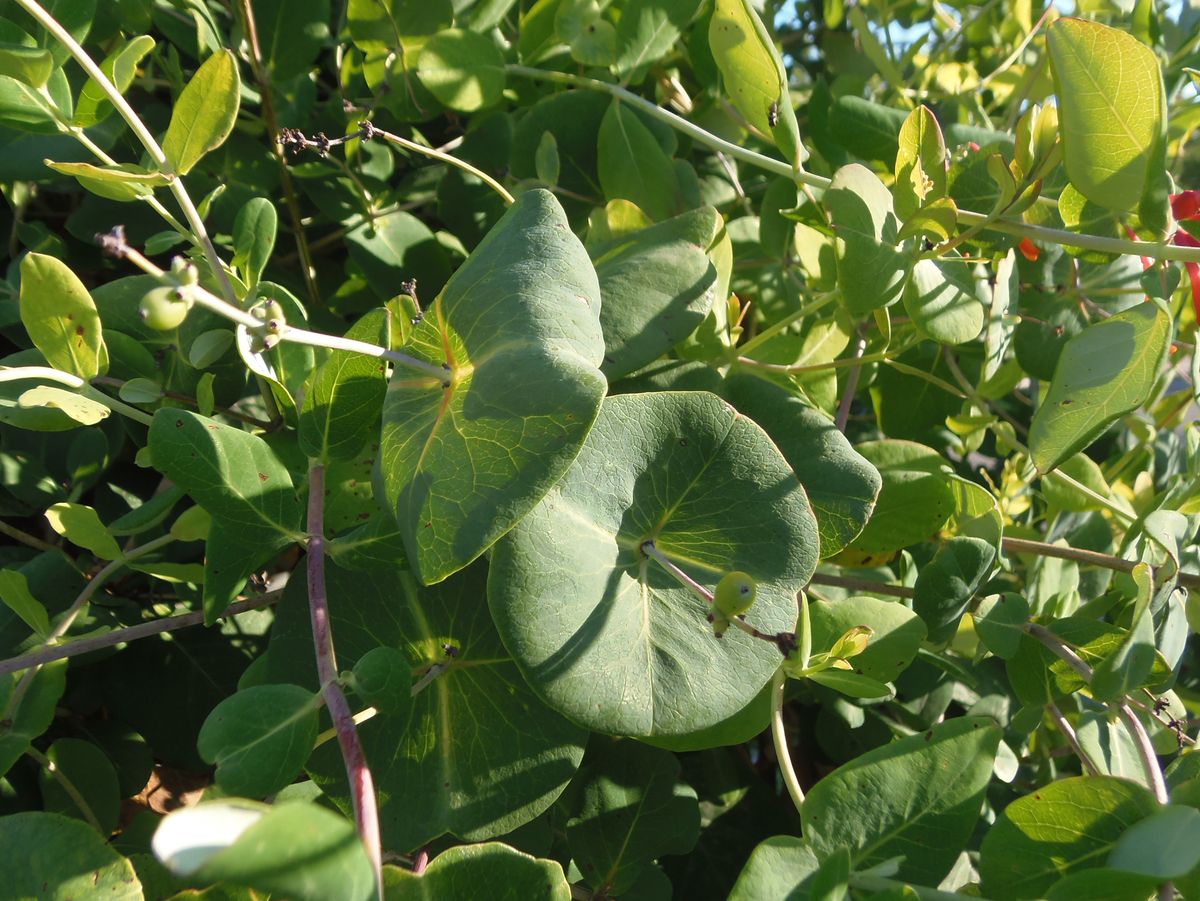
xmin=252 ymin=0 xmax=330 ymax=81
xmin=567 ymin=740 xmax=700 ymax=894
xmin=44 ymin=501 xmax=121 ymax=559
xmin=894 ymin=105 xmax=947 ymax=221
xmin=379 ymin=189 xmax=606 ymax=586
xmin=1091 ymin=563 xmax=1156 ymax=702
xmin=724 ymin=375 xmax=881 ymax=557
xmin=17 ymin=385 xmax=109 ymax=426
xmin=154 ymin=800 xmax=374 ymax=901
xmin=489 ymin=391 xmax=818 ymax=737
xmin=806 ymin=668 xmax=893 ymax=699
xmin=416 ymin=29 xmax=505 ymax=112
xmin=0 ymin=660 xmax=66 ymax=777
xmin=708 ymin=0 xmax=805 ymax=169
xmin=267 ymin=560 xmax=587 ymax=851
xmin=19 ymin=252 xmax=107 ymax=380
xmin=592 ymin=206 xmax=721 ymax=379
xmin=1107 ymin=804 xmax=1200 ymax=879
xmin=1047 ymin=18 xmax=1165 ymax=212
xmin=0 ymin=72 xmax=60 ymax=133
xmin=38 ymin=738 xmax=121 ymax=835
xmin=1043 ymin=868 xmax=1163 ymax=901
xmin=162 ymin=50 xmax=241 ymax=176
xmin=825 ymin=164 xmax=912 ymax=315
xmin=299 ymin=309 xmax=389 ymax=463
xmin=614 ymin=0 xmax=700 ymax=79
xmin=808 ymin=595 xmax=926 ymax=683
xmin=844 ymin=440 xmax=955 ymax=558
xmin=972 ymin=593 xmax=1029 ymax=660
xmin=597 ymin=99 xmax=680 ymax=221
xmin=903 ymin=257 xmax=985 ymax=346
xmin=0 ymin=43 xmax=52 ymax=88
xmin=49 ymin=160 xmax=165 ymax=202
xmin=148 ymin=410 xmax=302 ymax=537
xmin=347 ymin=0 xmax=451 ymax=54
xmin=0 ymin=812 xmax=142 ymax=900
xmin=1029 ymin=301 xmax=1171 ymax=474
xmin=350 ymin=646 xmax=413 ymax=715
xmin=801 ymin=717 xmax=1001 ymax=884
xmin=728 ymin=836 xmax=822 ymax=901
xmin=345 ymin=210 xmax=451 ymax=301
xmin=534 ymin=130 xmax=559 ymax=185
xmin=913 ymin=536 xmax=996 ymax=643
xmin=979 ymin=775 xmax=1159 ymax=899
xmin=197 ymin=684 xmax=320 ymax=798
xmin=232 ymin=197 xmax=277 ymax=288
xmin=383 ymin=843 xmax=571 ymax=900
xmin=0 ymin=568 xmax=50 ymax=636
xmin=73 ymin=33 xmax=155 ymax=128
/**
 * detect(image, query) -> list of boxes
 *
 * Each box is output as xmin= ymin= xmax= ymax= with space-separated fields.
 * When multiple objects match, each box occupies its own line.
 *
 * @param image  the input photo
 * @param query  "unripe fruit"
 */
xmin=714 ymin=571 xmax=756 ymax=619
xmin=139 ymin=285 xmax=192 ymax=331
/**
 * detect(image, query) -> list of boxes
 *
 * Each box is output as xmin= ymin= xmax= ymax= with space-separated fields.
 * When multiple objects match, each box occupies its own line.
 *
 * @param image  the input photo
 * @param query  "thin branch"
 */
xmin=0 ymin=519 xmax=56 ymax=553
xmin=307 ymin=465 xmax=383 ymax=895
xmin=0 ymin=592 xmax=282 ymax=677
xmin=1046 ymin=702 xmax=1101 ymax=776
xmin=1003 ymin=537 xmax=1200 ymax=590
xmin=807 ymin=572 xmax=916 ymax=599
xmin=835 ymin=330 xmax=868 ymax=432
xmin=1117 ymin=703 xmax=1169 ymax=804
xmin=771 ymin=668 xmax=805 ymax=811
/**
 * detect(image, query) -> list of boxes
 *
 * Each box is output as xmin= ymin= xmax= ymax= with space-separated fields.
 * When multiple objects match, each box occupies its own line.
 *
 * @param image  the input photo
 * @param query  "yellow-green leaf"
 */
xmin=19 ymin=253 xmax=107 ymax=379
xmin=162 ymin=50 xmax=241 ymax=176
xmin=45 ymin=502 xmax=122 ymax=560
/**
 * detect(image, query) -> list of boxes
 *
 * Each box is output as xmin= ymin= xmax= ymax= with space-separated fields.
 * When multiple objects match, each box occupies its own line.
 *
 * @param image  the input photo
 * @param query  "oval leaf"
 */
xmin=0 ymin=811 xmax=141 ymax=900
xmin=163 ymin=49 xmax=241 ymax=176
xmin=19 ymin=252 xmax=106 ymax=380
xmin=826 ymin=164 xmax=912 ymax=315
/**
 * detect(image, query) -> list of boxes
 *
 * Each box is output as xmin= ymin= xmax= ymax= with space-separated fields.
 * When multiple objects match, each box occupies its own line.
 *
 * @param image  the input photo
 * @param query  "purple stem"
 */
xmin=834 ymin=331 xmax=868 ymax=432
xmin=308 ymin=465 xmax=383 ymax=894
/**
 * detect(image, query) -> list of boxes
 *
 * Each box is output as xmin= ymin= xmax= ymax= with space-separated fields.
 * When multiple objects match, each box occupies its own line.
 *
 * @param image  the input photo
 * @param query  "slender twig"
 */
xmin=1046 ymin=702 xmax=1101 ymax=776
xmin=0 ymin=519 xmax=56 ymax=553
xmin=0 ymin=592 xmax=282 ymax=677
xmin=835 ymin=330 xmax=868 ymax=431
xmin=96 ymin=234 xmax=450 ymax=383
xmin=771 ymin=668 xmax=805 ymax=811
xmin=735 ymin=292 xmax=838 ymax=357
xmin=807 ymin=572 xmax=916 ymax=599
xmin=307 ymin=465 xmax=383 ymax=895
xmin=1 ymin=365 xmax=156 ymax=427
xmin=1003 ymin=537 xmax=1200 ymax=590
xmin=736 ymin=348 xmax=895 ymax=375
xmin=232 ymin=0 xmax=321 ymax=308
xmin=364 ymin=123 xmax=515 ymax=205
xmin=25 ymin=746 xmax=105 ymax=834
xmin=503 ymin=65 xmax=1200 ymax=265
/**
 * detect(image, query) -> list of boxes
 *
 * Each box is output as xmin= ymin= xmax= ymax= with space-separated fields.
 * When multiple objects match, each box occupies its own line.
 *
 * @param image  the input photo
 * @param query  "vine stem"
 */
xmin=770 ymin=668 xmax=805 ymax=811
xmin=14 ymin=0 xmax=237 ymax=305
xmin=1046 ymin=701 xmax=1102 ymax=776
xmin=504 ymin=65 xmax=1200 ymax=265
xmin=835 ymin=330 xmax=868 ymax=432
xmin=0 ymin=365 xmax=155 ymax=427
xmin=1003 ymin=536 xmax=1200 ymax=590
xmin=1 ymin=532 xmax=176 ymax=723
xmin=103 ymin=240 xmax=449 ymax=382
xmin=0 ymin=519 xmax=56 ymax=553
xmin=0 ymin=592 xmax=282 ymax=677
xmin=1026 ymin=623 xmax=1168 ymax=804
xmin=365 ymin=123 xmax=515 ymax=205
xmin=307 ymin=465 xmax=383 ymax=897
xmin=24 ymin=745 xmax=104 ymax=834
xmin=807 ymin=572 xmax=915 ymax=599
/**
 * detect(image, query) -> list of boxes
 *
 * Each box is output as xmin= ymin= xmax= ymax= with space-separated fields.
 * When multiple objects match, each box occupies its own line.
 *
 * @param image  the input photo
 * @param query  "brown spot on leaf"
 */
xmin=258 ymin=472 xmax=268 ymax=482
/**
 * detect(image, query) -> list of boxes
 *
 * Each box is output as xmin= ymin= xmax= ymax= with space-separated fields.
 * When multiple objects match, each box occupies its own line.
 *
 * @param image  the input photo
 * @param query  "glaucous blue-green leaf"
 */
xmin=979 ymin=775 xmax=1159 ymax=899
xmin=154 ymin=800 xmax=373 ymax=901
xmin=37 ymin=738 xmax=121 ymax=835
xmin=825 ymin=164 xmax=912 ymax=314
xmin=1047 ymin=18 xmax=1164 ymax=212
xmin=904 ymin=257 xmax=985 ymax=345
xmin=614 ymin=0 xmax=701 ymax=79
xmin=299 ymin=310 xmax=389 ymax=463
xmin=808 ymin=595 xmax=925 ymax=683
xmin=597 ymin=99 xmax=680 ymax=221
xmin=0 ymin=812 xmax=142 ymax=901
xmin=162 ymin=50 xmax=240 ymax=176
xmin=489 ymin=391 xmax=818 ymax=737
xmin=592 ymin=206 xmax=721 ymax=379
xmin=801 ymin=717 xmax=1001 ymax=885
xmin=724 ymin=374 xmax=880 ymax=556
xmin=566 ymin=739 xmax=700 ymax=895
xmin=1107 ymin=804 xmax=1200 ymax=879
xmin=380 ymin=189 xmax=606 ymax=585
xmin=913 ymin=536 xmax=996 ymax=643
xmin=972 ymin=593 xmax=1028 ymax=660
xmin=708 ymin=0 xmax=805 ymax=169
xmin=383 ymin=843 xmax=571 ymax=900
xmin=894 ymin=105 xmax=947 ymax=221
xmin=728 ymin=836 xmax=821 ymax=900
xmin=197 ymin=684 xmax=320 ymax=798
xmin=641 ymin=680 xmax=773 ymax=752
xmin=417 ymin=29 xmax=505 ymax=112
xmin=19 ymin=252 xmax=107 ymax=380
xmin=267 ymin=560 xmax=586 ymax=851
xmin=232 ymin=197 xmax=277 ymax=288
xmin=1029 ymin=301 xmax=1170 ymax=474
xmin=842 ymin=440 xmax=955 ymax=559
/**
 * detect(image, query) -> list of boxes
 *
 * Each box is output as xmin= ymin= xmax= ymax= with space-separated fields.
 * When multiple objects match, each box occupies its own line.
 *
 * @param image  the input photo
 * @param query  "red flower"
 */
xmin=1170 ymin=191 xmax=1200 ymax=321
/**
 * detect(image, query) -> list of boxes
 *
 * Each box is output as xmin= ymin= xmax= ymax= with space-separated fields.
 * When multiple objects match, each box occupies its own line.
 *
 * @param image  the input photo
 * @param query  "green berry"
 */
xmin=713 ymin=571 xmax=756 ymax=619
xmin=139 ymin=285 xmax=192 ymax=331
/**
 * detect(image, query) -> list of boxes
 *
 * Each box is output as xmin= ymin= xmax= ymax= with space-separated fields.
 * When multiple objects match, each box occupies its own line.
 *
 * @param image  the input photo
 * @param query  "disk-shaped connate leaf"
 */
xmin=593 ymin=206 xmax=722 ymax=380
xmin=488 ymin=391 xmax=818 ymax=737
xmin=384 ymin=843 xmax=571 ymax=900
xmin=380 ymin=189 xmax=606 ymax=585
xmin=1029 ymin=301 xmax=1170 ymax=474
xmin=197 ymin=684 xmax=319 ymax=798
xmin=1047 ymin=18 xmax=1164 ymax=212
xmin=266 ymin=560 xmax=586 ymax=851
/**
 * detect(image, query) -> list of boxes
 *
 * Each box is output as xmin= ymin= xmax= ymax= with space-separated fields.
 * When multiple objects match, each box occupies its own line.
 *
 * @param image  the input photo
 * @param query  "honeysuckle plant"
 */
xmin=1 ymin=0 xmax=1200 ymax=898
